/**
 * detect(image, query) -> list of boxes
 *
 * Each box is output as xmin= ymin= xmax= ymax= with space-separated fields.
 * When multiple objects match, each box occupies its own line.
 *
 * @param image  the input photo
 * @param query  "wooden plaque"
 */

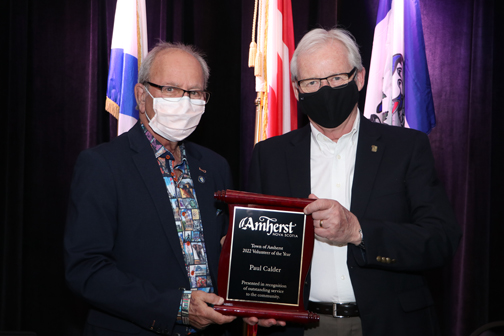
xmin=213 ymin=190 xmax=319 ymax=324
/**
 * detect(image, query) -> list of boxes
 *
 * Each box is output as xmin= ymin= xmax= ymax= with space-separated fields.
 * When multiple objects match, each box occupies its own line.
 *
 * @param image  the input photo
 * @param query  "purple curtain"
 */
xmin=420 ymin=0 xmax=497 ymax=334
xmin=1 ymin=0 xmax=502 ymax=335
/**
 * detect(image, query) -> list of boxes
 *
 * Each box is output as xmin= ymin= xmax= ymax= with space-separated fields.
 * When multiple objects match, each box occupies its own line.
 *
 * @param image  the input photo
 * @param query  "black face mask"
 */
xmin=298 ymin=80 xmax=359 ymax=128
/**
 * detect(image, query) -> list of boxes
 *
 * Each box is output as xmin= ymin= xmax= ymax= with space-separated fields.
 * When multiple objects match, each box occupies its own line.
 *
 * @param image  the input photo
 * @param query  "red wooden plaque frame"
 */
xmin=213 ymin=190 xmax=319 ymax=325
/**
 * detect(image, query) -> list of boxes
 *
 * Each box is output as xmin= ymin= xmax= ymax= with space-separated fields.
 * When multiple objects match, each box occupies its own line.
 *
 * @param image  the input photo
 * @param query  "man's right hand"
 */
xmin=188 ymin=291 xmax=236 ymax=330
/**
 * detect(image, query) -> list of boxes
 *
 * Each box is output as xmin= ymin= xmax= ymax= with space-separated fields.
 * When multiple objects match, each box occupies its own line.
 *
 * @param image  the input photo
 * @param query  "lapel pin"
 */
xmin=198 ymin=176 xmax=206 ymax=183
xmin=199 ymin=167 xmax=207 ymax=173
xmin=371 ymin=145 xmax=378 ymax=152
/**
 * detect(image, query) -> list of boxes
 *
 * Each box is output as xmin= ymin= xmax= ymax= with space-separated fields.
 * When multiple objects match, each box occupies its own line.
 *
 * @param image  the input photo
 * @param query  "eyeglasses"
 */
xmin=296 ymin=67 xmax=357 ymax=93
xmin=145 ymin=82 xmax=210 ymax=105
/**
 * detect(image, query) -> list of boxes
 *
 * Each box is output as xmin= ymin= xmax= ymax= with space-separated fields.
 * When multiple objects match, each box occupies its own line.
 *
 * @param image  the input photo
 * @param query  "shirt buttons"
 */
xmin=337 ymin=154 xmax=341 ymax=159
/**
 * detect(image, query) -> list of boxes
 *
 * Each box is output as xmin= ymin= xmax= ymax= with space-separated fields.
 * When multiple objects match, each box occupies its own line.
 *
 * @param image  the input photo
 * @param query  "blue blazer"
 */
xmin=248 ymin=116 xmax=461 ymax=336
xmin=65 ymin=122 xmax=232 ymax=335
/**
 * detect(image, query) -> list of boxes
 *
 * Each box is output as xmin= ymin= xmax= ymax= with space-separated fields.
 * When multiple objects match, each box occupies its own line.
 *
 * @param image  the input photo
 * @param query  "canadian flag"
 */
xmin=252 ymin=0 xmax=297 ymax=143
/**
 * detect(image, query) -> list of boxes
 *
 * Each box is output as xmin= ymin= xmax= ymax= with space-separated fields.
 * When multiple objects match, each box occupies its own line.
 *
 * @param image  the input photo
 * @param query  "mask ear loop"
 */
xmin=143 ymin=85 xmax=155 ymax=122
xmin=143 ymin=84 xmax=154 ymax=98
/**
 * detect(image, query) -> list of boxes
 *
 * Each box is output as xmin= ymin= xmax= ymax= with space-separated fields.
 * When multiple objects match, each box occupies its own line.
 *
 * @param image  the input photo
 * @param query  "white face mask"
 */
xmin=144 ymin=87 xmax=205 ymax=142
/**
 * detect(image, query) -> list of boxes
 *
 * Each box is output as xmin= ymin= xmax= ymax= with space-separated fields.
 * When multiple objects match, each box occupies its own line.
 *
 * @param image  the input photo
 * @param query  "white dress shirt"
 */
xmin=308 ymin=112 xmax=360 ymax=303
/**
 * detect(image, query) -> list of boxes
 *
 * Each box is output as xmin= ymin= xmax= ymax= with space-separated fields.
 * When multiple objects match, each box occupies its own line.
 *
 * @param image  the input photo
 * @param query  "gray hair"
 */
xmin=138 ymin=41 xmax=210 ymax=88
xmin=290 ymin=28 xmax=363 ymax=81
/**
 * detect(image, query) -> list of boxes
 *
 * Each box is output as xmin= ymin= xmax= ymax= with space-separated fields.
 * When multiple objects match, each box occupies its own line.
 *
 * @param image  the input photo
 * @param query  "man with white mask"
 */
xmin=65 ymin=42 xmax=236 ymax=335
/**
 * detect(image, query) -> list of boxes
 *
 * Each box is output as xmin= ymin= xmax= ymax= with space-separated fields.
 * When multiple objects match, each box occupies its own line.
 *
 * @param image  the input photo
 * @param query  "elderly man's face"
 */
xmin=294 ymin=40 xmax=364 ymax=100
xmin=139 ymin=49 xmax=205 ymax=119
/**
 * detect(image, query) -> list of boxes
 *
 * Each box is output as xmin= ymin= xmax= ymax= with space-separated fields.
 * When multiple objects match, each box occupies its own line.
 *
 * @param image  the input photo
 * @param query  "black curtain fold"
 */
xmin=1 ymin=0 xmax=502 ymax=335
xmin=490 ymin=0 xmax=504 ymax=326
xmin=3 ymin=0 xmax=31 ymax=330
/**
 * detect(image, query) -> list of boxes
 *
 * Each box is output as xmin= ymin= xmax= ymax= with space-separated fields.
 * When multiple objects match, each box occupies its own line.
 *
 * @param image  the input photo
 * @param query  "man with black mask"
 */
xmin=245 ymin=28 xmax=461 ymax=336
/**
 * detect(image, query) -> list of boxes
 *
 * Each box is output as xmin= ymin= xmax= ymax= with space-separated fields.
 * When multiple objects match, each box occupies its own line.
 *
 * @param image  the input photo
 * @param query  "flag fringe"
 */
xmin=254 ymin=51 xmax=263 ymax=76
xmin=136 ymin=0 xmax=142 ymax=71
xmin=105 ymin=97 xmax=120 ymax=119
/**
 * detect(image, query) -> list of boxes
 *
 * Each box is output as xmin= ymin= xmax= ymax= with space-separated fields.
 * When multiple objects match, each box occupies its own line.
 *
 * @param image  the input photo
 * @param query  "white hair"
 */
xmin=138 ymin=41 xmax=210 ymax=88
xmin=290 ymin=28 xmax=363 ymax=81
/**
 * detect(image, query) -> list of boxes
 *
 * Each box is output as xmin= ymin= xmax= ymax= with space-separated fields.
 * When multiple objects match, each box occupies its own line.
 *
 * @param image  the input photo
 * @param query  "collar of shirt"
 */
xmin=309 ymin=110 xmax=361 ymax=155
xmin=141 ymin=123 xmax=187 ymax=169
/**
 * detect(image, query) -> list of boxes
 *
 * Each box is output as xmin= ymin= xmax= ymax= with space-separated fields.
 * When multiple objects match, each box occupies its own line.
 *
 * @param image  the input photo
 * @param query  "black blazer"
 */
xmin=64 ymin=122 xmax=232 ymax=335
xmin=248 ymin=116 xmax=461 ymax=336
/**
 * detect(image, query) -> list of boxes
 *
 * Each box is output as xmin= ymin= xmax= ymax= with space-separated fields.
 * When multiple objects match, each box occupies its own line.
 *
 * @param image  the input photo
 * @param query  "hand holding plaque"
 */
xmin=213 ymin=190 xmax=319 ymax=327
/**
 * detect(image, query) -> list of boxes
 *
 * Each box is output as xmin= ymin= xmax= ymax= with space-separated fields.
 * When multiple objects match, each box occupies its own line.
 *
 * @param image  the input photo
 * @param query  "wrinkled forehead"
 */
xmin=150 ymin=49 xmax=205 ymax=88
xmin=297 ymin=41 xmax=352 ymax=79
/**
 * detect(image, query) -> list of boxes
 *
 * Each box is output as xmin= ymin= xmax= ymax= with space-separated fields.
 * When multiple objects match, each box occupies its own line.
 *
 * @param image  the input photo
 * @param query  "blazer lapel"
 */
xmin=351 ymin=116 xmax=384 ymax=218
xmin=129 ymin=123 xmax=187 ymax=274
xmin=286 ymin=125 xmax=312 ymax=199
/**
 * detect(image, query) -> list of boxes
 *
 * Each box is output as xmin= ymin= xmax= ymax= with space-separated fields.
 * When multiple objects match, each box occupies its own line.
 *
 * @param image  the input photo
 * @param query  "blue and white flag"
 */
xmin=364 ymin=0 xmax=435 ymax=134
xmin=105 ymin=0 xmax=148 ymax=135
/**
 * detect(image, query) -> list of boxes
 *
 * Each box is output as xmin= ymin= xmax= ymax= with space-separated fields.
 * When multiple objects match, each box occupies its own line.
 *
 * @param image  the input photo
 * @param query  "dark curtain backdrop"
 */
xmin=1 ymin=0 xmax=502 ymax=335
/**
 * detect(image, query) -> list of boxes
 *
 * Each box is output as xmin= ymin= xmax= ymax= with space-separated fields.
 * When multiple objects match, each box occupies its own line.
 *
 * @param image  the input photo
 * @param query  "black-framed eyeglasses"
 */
xmin=296 ymin=67 xmax=357 ymax=93
xmin=145 ymin=82 xmax=210 ymax=105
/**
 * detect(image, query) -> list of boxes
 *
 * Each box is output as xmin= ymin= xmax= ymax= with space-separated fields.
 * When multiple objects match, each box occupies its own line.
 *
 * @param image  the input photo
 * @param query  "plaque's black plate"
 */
xmin=226 ymin=206 xmax=307 ymax=306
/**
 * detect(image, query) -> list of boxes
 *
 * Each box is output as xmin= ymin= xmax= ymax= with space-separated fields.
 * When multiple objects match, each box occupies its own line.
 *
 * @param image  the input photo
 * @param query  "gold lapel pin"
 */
xmin=371 ymin=145 xmax=378 ymax=152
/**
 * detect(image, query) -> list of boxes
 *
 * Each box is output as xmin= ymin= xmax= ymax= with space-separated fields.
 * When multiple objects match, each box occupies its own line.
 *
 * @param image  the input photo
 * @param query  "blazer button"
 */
xmin=386 ymin=257 xmax=391 ymax=263
xmin=376 ymin=256 xmax=382 ymax=262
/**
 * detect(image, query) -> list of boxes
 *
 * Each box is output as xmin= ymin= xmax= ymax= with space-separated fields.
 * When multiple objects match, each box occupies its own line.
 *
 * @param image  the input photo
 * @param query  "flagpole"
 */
xmin=246 ymin=323 xmax=258 ymax=336
xmin=254 ymin=93 xmax=263 ymax=145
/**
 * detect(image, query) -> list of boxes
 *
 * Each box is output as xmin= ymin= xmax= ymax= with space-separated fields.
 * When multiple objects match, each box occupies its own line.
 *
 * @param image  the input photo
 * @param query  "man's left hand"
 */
xmin=304 ymin=194 xmax=362 ymax=246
